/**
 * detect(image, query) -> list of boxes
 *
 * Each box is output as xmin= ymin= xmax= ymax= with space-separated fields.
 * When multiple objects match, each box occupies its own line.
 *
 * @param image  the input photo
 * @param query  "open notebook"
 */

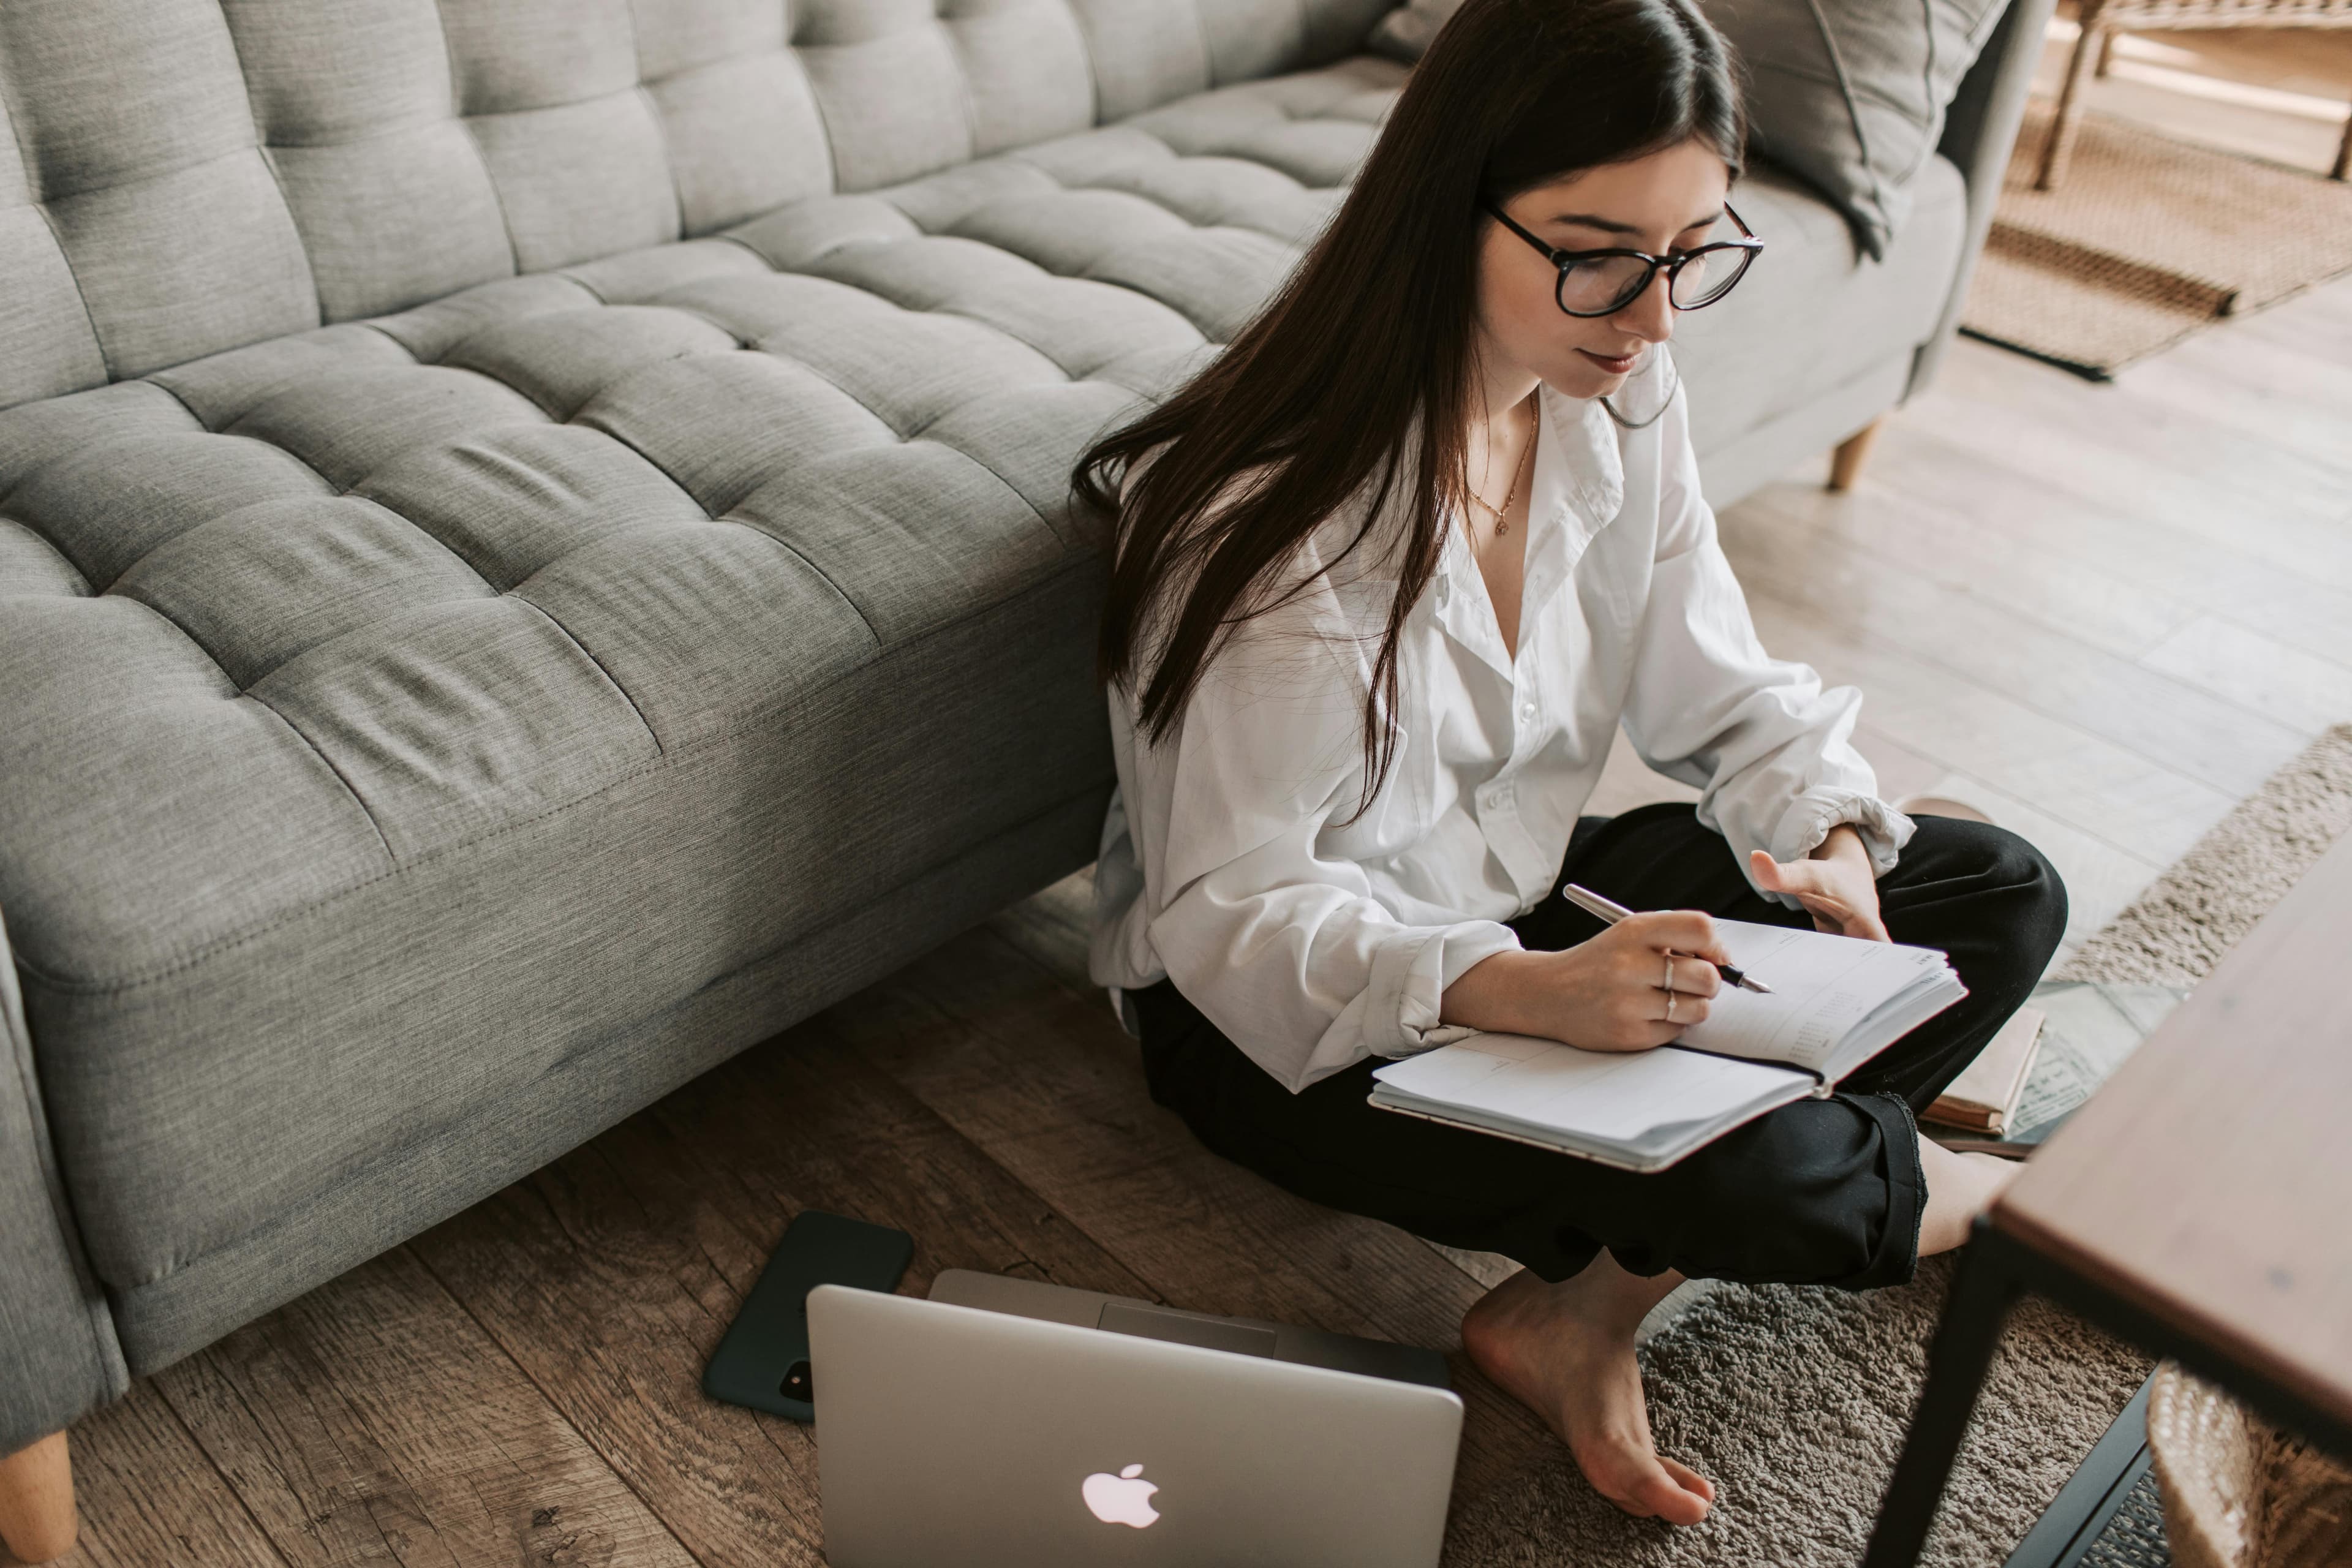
xmin=1368 ymin=921 xmax=1967 ymax=1172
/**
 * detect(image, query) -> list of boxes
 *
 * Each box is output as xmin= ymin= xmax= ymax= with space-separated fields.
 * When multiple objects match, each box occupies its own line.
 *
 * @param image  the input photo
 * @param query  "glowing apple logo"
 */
xmin=1080 ymin=1463 xmax=1161 ymax=1528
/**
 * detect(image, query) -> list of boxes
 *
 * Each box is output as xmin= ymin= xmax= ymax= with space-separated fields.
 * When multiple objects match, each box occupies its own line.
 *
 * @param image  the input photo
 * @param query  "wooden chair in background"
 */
xmin=2037 ymin=0 xmax=2352 ymax=188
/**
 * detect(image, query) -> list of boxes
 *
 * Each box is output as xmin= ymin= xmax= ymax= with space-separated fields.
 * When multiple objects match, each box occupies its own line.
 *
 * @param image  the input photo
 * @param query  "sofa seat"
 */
xmin=0 ymin=58 xmax=1400 ymax=1359
xmin=1674 ymin=153 xmax=1967 ymax=456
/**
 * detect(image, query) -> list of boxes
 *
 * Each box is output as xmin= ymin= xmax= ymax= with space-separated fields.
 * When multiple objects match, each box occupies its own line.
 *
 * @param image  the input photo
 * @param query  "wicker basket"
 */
xmin=2146 ymin=1362 xmax=2352 ymax=1568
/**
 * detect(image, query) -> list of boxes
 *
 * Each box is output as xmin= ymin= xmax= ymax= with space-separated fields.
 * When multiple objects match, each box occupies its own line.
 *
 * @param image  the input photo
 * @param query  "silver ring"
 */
xmin=1662 ymin=952 xmax=1676 ymax=1022
xmin=1664 ymin=988 xmax=1676 ymax=1023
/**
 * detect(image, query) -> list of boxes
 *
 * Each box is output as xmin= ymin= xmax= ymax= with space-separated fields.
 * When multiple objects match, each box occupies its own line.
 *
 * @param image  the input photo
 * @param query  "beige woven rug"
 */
xmin=1960 ymin=103 xmax=2352 ymax=379
xmin=1444 ymin=724 xmax=2352 ymax=1567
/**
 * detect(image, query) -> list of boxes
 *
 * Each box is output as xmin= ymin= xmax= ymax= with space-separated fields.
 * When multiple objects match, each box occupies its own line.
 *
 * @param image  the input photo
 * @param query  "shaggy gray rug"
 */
xmin=1443 ymin=724 xmax=2352 ymax=1568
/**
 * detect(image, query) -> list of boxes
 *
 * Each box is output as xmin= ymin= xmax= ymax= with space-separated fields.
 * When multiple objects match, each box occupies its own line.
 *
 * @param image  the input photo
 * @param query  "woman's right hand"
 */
xmin=1441 ymin=911 xmax=1730 ymax=1051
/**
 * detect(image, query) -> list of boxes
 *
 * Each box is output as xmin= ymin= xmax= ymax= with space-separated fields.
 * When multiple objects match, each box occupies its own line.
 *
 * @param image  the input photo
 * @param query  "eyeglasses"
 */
xmin=1483 ymin=200 xmax=1763 ymax=317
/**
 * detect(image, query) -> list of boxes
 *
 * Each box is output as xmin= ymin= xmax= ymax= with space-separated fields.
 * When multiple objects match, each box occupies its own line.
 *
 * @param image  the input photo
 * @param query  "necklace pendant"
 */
xmin=1496 ymin=520 xmax=1509 ymax=537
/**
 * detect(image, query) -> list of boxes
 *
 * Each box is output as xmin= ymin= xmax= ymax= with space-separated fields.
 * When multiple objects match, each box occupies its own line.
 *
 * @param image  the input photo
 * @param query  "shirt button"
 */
xmin=1520 ymin=700 xmax=1537 ymax=720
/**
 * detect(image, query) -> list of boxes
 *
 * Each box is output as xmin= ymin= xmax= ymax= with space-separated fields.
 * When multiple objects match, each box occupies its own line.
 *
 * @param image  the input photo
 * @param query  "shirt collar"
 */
xmin=1432 ymin=374 xmax=1631 ymax=676
xmin=1536 ymin=377 xmax=1627 ymax=546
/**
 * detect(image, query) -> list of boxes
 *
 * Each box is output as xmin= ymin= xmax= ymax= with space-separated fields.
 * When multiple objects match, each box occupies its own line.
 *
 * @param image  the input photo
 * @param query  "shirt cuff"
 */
xmin=1766 ymin=788 xmax=1915 ymax=886
xmin=1371 ymin=919 xmax=1524 ymax=1059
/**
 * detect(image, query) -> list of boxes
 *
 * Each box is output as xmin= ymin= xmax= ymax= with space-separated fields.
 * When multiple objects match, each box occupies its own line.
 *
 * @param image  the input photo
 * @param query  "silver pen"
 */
xmin=1560 ymin=883 xmax=1774 ymax=993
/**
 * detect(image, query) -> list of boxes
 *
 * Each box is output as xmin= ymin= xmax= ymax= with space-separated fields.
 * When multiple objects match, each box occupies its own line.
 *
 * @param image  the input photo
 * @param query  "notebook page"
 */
xmin=1823 ymin=968 xmax=1967 ymax=1082
xmin=1678 ymin=922 xmax=1954 ymax=1074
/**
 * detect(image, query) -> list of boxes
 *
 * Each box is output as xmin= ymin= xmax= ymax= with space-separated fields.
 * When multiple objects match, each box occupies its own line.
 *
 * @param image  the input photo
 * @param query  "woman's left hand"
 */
xmin=1748 ymin=826 xmax=1889 ymax=941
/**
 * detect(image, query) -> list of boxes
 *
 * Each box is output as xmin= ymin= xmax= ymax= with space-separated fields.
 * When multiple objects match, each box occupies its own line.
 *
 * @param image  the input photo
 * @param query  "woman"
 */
xmin=1072 ymin=0 xmax=2065 ymax=1526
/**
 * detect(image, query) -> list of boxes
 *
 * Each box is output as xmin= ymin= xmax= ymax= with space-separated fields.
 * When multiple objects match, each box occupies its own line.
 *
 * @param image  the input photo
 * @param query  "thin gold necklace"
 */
xmin=1468 ymin=399 xmax=1536 ymax=537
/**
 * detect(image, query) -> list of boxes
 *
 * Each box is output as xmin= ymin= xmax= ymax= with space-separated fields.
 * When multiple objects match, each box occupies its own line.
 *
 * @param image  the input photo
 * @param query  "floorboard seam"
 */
xmin=401 ymin=1240 xmax=717 ymax=1568
xmin=150 ymin=1374 xmax=303 ymax=1568
xmin=1745 ymin=578 xmax=2255 ymax=852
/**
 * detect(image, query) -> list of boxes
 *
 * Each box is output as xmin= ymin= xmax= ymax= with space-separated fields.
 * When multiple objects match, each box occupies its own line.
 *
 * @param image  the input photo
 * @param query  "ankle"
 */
xmin=1559 ymin=1256 xmax=1683 ymax=1336
xmin=1917 ymin=1139 xmax=2022 ymax=1255
xmin=1461 ymin=1268 xmax=1542 ymax=1350
xmin=1463 ymin=1259 xmax=1681 ymax=1354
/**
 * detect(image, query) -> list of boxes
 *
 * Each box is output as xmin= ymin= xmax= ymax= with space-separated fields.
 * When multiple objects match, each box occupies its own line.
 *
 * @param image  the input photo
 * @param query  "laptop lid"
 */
xmin=924 ymin=1267 xmax=1455 ymax=1389
xmin=809 ymin=1285 xmax=1463 ymax=1568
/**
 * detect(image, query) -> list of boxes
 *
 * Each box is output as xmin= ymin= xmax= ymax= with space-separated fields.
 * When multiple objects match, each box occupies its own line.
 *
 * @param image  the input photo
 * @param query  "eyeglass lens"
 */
xmin=1556 ymin=248 xmax=1747 ymax=314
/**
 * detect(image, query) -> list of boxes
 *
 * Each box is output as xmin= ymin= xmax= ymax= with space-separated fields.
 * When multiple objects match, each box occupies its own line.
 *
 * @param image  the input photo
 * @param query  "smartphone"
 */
xmin=703 ymin=1209 xmax=914 ymax=1420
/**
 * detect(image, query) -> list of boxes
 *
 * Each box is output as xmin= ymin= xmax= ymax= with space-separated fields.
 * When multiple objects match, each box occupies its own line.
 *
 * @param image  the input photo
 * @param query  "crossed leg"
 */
xmin=1134 ymin=807 xmax=2064 ymax=1528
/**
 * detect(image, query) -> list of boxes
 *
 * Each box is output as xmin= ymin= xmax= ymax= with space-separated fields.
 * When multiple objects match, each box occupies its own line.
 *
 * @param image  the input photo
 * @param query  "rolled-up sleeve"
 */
xmin=1617 ymin=392 xmax=1913 ymax=905
xmin=1129 ymin=593 xmax=1520 ymax=1093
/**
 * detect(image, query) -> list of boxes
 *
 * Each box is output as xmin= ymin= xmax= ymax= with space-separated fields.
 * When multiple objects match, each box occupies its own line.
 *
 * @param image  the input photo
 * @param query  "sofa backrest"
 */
xmin=0 ymin=0 xmax=1388 ymax=412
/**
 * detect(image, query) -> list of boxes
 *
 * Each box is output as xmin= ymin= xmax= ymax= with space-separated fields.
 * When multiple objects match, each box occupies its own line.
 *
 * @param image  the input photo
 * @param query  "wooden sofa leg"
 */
xmin=0 ymin=1431 xmax=77 ymax=1564
xmin=1828 ymin=418 xmax=1883 ymax=492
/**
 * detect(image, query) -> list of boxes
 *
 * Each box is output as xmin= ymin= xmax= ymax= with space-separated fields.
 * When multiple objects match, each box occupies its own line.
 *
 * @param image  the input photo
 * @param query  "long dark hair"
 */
xmin=1074 ymin=0 xmax=1743 ymax=820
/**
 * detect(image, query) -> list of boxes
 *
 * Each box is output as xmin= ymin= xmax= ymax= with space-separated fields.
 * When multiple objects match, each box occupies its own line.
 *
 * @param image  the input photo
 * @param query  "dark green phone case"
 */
xmin=702 ymin=1210 xmax=913 ymax=1421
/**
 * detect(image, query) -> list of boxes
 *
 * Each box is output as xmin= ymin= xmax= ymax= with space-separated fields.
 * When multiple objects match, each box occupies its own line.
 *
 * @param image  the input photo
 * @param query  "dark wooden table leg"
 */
xmin=1862 ymin=1221 xmax=2024 ymax=1567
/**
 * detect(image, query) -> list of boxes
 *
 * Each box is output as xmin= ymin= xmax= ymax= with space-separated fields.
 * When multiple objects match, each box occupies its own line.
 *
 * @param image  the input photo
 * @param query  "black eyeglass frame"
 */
xmin=1482 ymin=199 xmax=1764 ymax=317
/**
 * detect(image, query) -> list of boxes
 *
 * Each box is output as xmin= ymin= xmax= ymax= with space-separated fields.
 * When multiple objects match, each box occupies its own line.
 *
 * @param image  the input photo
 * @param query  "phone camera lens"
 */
xmin=781 ymin=1359 xmax=814 ymax=1403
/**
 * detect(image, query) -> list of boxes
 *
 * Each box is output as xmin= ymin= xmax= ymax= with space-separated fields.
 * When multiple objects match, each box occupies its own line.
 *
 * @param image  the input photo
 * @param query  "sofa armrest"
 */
xmin=0 ymin=908 xmax=125 ymax=1455
xmin=1907 ymin=0 xmax=2057 ymax=396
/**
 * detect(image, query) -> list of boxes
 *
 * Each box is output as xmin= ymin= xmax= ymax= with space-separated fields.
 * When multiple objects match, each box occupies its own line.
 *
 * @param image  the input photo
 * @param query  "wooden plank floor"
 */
xmin=1719 ymin=279 xmax=2352 ymax=960
xmin=26 ymin=220 xmax=2352 ymax=1568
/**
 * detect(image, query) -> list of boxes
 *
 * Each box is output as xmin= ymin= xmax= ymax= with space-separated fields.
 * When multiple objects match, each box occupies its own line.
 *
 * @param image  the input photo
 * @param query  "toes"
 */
xmin=1660 ymin=1456 xmax=1717 ymax=1504
xmin=1607 ymin=1464 xmax=1711 ymax=1526
xmin=1638 ymin=1466 xmax=1714 ymax=1526
xmin=1578 ymin=1446 xmax=1715 ymax=1526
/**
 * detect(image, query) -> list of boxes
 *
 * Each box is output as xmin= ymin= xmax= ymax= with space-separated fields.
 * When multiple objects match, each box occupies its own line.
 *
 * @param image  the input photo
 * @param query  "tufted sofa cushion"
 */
xmin=0 ymin=60 xmax=1398 ymax=1332
xmin=0 ymin=0 xmax=1391 ymax=407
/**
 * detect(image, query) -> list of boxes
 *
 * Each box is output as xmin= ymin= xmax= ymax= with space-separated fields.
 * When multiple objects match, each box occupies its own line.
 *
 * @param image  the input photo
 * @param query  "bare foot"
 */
xmin=1460 ymin=1257 xmax=1716 ymax=1525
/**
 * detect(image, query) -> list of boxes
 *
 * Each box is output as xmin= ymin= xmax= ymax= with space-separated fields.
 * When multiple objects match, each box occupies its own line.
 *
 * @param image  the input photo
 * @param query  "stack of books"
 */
xmin=1922 ymin=1006 xmax=2046 ymax=1136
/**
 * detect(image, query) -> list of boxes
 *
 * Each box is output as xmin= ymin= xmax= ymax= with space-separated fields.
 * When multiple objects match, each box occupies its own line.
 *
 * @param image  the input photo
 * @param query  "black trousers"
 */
xmin=1131 ymin=803 xmax=2068 ymax=1291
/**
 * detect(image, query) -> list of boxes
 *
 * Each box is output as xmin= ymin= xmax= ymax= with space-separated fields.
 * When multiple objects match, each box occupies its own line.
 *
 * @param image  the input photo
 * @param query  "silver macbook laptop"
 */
xmin=807 ymin=1270 xmax=1464 ymax=1567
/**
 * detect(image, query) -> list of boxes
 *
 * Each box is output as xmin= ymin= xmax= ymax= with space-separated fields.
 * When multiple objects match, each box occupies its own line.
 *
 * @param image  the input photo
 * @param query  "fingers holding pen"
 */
xmin=1663 ymin=954 xmax=1721 ymax=1000
xmin=1621 ymin=909 xmax=1728 ymax=965
xmin=1618 ymin=910 xmax=1729 ymax=988
xmin=1594 ymin=914 xmax=1716 ymax=1036
xmin=1444 ymin=905 xmax=1736 ymax=1052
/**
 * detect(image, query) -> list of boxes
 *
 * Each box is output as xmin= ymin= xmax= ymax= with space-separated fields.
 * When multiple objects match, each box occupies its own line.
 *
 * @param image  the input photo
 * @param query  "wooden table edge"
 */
xmin=1990 ymin=1199 xmax=2352 ymax=1442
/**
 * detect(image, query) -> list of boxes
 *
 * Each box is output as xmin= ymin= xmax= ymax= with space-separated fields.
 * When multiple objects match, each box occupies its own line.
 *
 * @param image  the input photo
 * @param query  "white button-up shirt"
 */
xmin=1088 ymin=352 xmax=1914 ymax=1093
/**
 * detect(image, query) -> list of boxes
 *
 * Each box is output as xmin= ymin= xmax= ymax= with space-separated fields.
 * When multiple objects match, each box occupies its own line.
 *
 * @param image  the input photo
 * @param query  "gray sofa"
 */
xmin=0 ymin=0 xmax=2048 ymax=1483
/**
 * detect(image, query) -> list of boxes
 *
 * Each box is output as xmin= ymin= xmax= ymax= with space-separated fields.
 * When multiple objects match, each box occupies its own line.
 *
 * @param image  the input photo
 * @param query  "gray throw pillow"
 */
xmin=1360 ymin=0 xmax=2007 ymax=260
xmin=1709 ymin=0 xmax=2007 ymax=259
